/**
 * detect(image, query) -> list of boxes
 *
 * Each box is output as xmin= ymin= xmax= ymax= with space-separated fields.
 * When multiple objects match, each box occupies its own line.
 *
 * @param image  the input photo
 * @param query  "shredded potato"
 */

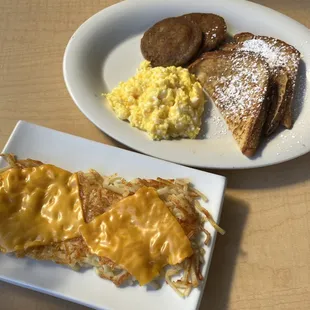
xmin=0 ymin=154 xmax=17 ymax=167
xmin=0 ymin=154 xmax=225 ymax=298
xmin=100 ymin=174 xmax=225 ymax=297
xmin=195 ymin=201 xmax=226 ymax=235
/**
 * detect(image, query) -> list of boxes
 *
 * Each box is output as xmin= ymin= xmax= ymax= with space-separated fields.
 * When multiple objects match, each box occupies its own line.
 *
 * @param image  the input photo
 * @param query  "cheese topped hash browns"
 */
xmin=0 ymin=154 xmax=224 ymax=297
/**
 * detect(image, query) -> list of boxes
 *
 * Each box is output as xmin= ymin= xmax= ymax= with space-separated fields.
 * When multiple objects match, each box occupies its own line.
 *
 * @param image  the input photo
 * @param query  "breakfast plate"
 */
xmin=0 ymin=121 xmax=226 ymax=310
xmin=63 ymin=0 xmax=310 ymax=169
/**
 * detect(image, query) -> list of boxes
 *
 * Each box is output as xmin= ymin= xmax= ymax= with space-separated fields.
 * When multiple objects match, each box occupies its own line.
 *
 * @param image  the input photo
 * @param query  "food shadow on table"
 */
xmin=93 ymin=125 xmax=131 ymax=151
xmin=218 ymin=150 xmax=310 ymax=190
xmin=200 ymin=195 xmax=249 ymax=310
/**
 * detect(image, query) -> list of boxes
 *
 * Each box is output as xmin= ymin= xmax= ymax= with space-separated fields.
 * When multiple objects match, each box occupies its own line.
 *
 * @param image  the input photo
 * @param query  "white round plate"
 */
xmin=63 ymin=0 xmax=310 ymax=169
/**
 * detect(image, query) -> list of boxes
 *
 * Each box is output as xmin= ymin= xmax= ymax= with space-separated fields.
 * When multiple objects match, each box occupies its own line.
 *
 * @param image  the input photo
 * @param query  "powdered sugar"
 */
xmin=212 ymin=52 xmax=268 ymax=121
xmin=200 ymin=101 xmax=227 ymax=139
xmin=272 ymin=128 xmax=307 ymax=156
xmin=206 ymin=26 xmax=218 ymax=38
xmin=239 ymin=38 xmax=300 ymax=76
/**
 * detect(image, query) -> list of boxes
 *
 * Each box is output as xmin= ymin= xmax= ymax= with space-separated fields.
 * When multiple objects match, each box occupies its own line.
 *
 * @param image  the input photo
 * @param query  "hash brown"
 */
xmin=2 ymin=154 xmax=218 ymax=295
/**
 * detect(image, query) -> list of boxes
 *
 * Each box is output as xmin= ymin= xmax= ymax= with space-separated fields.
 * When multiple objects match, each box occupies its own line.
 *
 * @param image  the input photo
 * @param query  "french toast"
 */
xmin=222 ymin=33 xmax=300 ymax=134
xmin=189 ymin=50 xmax=270 ymax=156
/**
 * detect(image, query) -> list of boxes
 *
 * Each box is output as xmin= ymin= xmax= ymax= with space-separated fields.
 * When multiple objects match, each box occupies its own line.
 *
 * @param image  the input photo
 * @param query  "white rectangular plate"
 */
xmin=0 ymin=121 xmax=226 ymax=310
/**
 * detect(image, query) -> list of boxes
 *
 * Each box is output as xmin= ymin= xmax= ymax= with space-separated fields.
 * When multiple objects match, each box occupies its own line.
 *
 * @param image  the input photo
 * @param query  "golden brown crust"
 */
xmin=77 ymin=170 xmax=123 ymax=223
xmin=0 ymin=153 xmax=43 ymax=169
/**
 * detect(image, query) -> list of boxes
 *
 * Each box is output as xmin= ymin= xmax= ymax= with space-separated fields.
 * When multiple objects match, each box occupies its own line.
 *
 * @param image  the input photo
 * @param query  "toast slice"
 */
xmin=189 ymin=50 xmax=270 ymax=156
xmin=222 ymin=33 xmax=300 ymax=134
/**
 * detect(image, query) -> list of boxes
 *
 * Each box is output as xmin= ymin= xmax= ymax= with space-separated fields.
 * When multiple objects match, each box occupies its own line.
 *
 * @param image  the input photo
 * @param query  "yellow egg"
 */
xmin=105 ymin=61 xmax=205 ymax=140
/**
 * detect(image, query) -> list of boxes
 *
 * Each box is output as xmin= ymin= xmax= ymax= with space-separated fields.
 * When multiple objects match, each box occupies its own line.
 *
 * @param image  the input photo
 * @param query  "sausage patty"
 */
xmin=182 ymin=13 xmax=227 ymax=52
xmin=141 ymin=17 xmax=202 ymax=67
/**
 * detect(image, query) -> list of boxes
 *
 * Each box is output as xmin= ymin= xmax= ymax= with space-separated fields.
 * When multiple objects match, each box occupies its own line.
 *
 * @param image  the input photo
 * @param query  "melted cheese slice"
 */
xmin=0 ymin=165 xmax=84 ymax=253
xmin=80 ymin=187 xmax=193 ymax=285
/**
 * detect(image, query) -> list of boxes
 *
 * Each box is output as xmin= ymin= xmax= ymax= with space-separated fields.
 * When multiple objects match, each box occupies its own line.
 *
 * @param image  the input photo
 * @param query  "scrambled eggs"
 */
xmin=105 ymin=61 xmax=205 ymax=140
